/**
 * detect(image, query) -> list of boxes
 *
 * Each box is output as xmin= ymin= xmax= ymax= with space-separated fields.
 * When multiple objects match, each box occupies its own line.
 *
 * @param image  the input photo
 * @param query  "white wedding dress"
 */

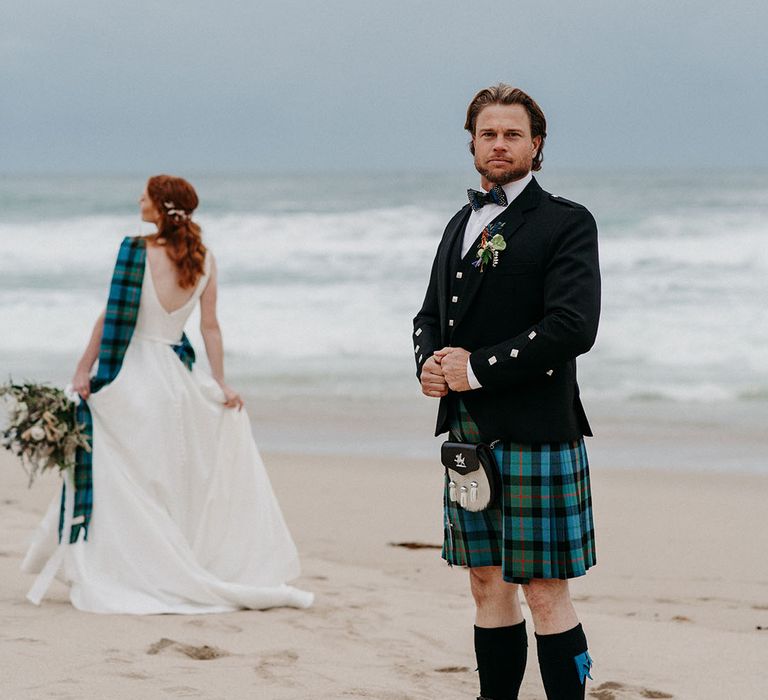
xmin=22 ymin=253 xmax=313 ymax=613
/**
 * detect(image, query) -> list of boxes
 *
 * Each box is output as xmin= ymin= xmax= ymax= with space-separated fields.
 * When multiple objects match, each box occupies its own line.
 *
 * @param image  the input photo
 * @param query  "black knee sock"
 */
xmin=535 ymin=623 xmax=592 ymax=700
xmin=474 ymin=621 xmax=528 ymax=700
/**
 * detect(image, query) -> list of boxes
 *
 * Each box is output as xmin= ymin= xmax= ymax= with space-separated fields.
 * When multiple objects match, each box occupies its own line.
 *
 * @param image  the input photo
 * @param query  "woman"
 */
xmin=22 ymin=175 xmax=312 ymax=613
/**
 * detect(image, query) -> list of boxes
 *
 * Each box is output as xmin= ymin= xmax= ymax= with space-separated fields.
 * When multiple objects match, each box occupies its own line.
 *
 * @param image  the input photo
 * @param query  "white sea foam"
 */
xmin=1 ymin=172 xmax=767 ymax=406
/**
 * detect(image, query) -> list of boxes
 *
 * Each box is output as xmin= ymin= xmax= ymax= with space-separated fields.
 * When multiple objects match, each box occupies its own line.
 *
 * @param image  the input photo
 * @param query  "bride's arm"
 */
xmin=199 ymin=255 xmax=244 ymax=410
xmin=72 ymin=309 xmax=106 ymax=399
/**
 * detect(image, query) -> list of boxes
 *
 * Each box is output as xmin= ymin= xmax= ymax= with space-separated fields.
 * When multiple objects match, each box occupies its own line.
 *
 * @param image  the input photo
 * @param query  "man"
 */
xmin=413 ymin=84 xmax=600 ymax=700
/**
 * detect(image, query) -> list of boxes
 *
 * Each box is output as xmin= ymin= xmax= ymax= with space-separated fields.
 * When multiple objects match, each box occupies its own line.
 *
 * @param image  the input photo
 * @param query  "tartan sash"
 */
xmin=60 ymin=236 xmax=196 ymax=542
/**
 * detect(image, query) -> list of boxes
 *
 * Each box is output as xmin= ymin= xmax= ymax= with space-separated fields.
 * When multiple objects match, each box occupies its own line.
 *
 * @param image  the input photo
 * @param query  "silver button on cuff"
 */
xmin=415 ymin=328 xmax=422 ymax=337
xmin=488 ymin=356 xmax=497 ymax=365
xmin=528 ymin=331 xmax=537 ymax=340
xmin=510 ymin=348 xmax=519 ymax=358
xmin=448 ymin=319 xmax=454 ymax=326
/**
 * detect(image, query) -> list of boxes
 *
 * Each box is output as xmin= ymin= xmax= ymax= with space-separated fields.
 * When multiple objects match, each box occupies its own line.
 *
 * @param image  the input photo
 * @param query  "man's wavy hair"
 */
xmin=464 ymin=84 xmax=547 ymax=171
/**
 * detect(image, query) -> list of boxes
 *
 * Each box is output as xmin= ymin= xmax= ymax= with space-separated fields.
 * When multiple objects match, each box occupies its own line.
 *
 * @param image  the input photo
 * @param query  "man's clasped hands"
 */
xmin=419 ymin=347 xmax=472 ymax=397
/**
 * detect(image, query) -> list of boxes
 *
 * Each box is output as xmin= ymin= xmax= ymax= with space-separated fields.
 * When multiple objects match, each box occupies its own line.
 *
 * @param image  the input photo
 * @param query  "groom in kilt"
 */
xmin=413 ymin=85 xmax=600 ymax=699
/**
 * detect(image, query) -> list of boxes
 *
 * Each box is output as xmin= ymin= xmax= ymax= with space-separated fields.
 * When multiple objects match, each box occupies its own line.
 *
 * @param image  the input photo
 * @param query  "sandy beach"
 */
xmin=2 ymin=397 xmax=767 ymax=700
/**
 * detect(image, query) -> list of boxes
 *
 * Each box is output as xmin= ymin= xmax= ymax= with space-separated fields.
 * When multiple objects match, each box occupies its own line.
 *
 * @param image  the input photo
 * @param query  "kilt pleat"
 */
xmin=442 ymin=400 xmax=596 ymax=583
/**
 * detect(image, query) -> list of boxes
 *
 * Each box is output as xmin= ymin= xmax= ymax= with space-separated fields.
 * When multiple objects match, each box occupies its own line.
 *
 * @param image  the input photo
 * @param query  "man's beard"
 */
xmin=475 ymin=157 xmax=530 ymax=186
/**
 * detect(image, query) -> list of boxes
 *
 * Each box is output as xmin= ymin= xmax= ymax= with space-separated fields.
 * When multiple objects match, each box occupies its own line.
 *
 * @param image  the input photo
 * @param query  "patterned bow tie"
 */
xmin=467 ymin=184 xmax=508 ymax=211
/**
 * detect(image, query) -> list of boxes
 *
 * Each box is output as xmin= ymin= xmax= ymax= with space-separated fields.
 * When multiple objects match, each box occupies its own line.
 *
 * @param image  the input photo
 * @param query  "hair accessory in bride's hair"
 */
xmin=162 ymin=200 xmax=191 ymax=221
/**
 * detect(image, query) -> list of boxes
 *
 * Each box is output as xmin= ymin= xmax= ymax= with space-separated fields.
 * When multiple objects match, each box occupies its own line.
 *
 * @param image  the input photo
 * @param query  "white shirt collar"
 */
xmin=461 ymin=172 xmax=534 ymax=259
xmin=497 ymin=171 xmax=533 ymax=206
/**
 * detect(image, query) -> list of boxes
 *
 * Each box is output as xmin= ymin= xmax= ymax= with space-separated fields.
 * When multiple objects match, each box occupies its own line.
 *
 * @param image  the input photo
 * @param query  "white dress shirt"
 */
xmin=464 ymin=172 xmax=533 ymax=389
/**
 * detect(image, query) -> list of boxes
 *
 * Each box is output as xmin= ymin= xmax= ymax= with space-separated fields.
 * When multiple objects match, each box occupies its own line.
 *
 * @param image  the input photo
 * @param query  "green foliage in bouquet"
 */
xmin=0 ymin=381 xmax=91 ymax=485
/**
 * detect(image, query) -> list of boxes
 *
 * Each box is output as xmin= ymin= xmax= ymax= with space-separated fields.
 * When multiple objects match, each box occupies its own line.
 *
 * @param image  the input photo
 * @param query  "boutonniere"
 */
xmin=472 ymin=221 xmax=507 ymax=272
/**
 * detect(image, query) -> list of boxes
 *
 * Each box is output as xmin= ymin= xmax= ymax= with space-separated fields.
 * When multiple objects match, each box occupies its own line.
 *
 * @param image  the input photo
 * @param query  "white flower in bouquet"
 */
xmin=64 ymin=384 xmax=81 ymax=406
xmin=28 ymin=425 xmax=46 ymax=441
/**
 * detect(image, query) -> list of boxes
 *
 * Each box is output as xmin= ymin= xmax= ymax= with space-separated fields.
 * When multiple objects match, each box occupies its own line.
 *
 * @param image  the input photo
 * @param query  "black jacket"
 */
xmin=412 ymin=177 xmax=601 ymax=443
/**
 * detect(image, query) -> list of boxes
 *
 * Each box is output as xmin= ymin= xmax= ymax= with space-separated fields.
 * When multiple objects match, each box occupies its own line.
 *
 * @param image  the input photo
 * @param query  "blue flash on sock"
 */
xmin=573 ymin=650 xmax=593 ymax=685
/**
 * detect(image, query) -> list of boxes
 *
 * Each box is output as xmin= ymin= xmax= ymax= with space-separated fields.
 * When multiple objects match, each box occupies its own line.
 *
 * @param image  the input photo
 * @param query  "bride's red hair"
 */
xmin=145 ymin=174 xmax=207 ymax=289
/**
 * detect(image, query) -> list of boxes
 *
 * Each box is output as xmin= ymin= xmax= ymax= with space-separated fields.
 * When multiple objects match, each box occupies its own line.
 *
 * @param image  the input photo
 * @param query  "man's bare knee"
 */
xmin=523 ymin=577 xmax=568 ymax=602
xmin=523 ymin=579 xmax=571 ymax=620
xmin=470 ymin=567 xmax=517 ymax=606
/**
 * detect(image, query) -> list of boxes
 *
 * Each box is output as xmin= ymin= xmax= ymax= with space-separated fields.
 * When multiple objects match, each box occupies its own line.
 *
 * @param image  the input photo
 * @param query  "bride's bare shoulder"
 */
xmin=204 ymin=248 xmax=217 ymax=272
xmin=142 ymin=235 xmax=164 ymax=249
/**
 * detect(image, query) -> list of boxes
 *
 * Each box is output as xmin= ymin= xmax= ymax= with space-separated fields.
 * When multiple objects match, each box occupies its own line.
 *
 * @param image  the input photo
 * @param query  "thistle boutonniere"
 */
xmin=472 ymin=221 xmax=507 ymax=272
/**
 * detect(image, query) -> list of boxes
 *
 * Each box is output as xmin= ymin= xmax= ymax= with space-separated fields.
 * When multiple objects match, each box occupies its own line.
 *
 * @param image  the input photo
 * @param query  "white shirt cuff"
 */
xmin=466 ymin=357 xmax=482 ymax=390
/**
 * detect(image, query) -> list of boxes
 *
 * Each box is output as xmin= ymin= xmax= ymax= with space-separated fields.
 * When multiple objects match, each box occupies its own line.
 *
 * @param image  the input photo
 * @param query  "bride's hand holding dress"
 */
xmin=196 ymin=254 xmax=243 ymax=411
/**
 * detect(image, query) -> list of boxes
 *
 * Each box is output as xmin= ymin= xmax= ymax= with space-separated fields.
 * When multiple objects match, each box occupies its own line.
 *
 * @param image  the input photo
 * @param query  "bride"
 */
xmin=22 ymin=174 xmax=313 ymax=614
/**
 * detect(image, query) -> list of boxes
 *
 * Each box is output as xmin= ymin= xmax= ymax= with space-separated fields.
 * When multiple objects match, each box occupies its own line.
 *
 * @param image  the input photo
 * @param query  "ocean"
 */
xmin=1 ymin=170 xmax=767 ymax=410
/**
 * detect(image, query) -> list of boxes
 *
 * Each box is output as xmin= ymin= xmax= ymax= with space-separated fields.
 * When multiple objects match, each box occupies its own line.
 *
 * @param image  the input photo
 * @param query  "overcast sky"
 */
xmin=1 ymin=1 xmax=766 ymax=174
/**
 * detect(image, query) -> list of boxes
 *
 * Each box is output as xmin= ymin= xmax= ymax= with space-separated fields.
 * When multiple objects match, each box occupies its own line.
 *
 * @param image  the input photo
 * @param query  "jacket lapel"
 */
xmin=451 ymin=178 xmax=543 ymax=331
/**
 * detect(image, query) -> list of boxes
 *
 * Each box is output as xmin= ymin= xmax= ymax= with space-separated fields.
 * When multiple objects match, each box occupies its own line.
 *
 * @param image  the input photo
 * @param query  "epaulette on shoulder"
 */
xmin=548 ymin=193 xmax=586 ymax=210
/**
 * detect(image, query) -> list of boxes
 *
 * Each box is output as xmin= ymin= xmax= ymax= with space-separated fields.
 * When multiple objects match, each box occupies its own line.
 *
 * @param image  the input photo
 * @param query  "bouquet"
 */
xmin=0 ymin=381 xmax=90 ymax=485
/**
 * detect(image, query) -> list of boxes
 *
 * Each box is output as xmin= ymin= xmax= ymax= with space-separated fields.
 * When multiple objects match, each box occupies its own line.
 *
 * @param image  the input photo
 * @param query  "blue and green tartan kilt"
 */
xmin=442 ymin=401 xmax=596 ymax=584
